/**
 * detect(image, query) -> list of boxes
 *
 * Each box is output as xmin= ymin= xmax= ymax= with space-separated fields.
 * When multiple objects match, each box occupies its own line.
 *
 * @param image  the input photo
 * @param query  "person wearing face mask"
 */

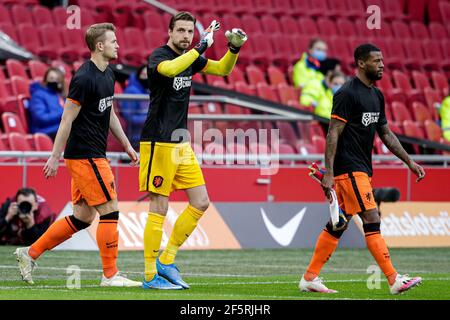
xmin=301 ymin=71 xmax=347 ymax=119
xmin=28 ymin=67 xmax=65 ymax=139
xmin=439 ymin=95 xmax=450 ymax=142
xmin=293 ymin=38 xmax=328 ymax=88
xmin=121 ymin=65 xmax=150 ymax=148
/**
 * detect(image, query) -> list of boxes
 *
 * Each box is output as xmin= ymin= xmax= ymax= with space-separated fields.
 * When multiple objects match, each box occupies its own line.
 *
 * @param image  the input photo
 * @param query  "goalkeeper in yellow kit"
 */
xmin=139 ymin=11 xmax=248 ymax=290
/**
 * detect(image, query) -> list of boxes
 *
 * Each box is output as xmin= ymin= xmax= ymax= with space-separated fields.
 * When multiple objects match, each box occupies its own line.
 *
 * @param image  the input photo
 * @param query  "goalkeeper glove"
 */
xmin=194 ymin=20 xmax=220 ymax=55
xmin=225 ymin=28 xmax=248 ymax=54
xmin=308 ymin=162 xmax=348 ymax=231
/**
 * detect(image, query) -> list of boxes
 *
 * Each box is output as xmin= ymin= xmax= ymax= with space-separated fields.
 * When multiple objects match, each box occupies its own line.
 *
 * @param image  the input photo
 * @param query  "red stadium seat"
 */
xmin=32 ymin=5 xmax=54 ymax=26
xmin=277 ymin=143 xmax=296 ymax=165
xmin=439 ymin=1 xmax=450 ymax=23
xmin=267 ymin=65 xmax=287 ymax=86
xmin=0 ymin=6 xmax=13 ymax=25
xmin=6 ymin=59 xmax=28 ymax=79
xmin=428 ymin=22 xmax=448 ymax=40
xmin=335 ymin=19 xmax=357 ymax=37
xmin=28 ymin=60 xmax=49 ymax=80
xmin=240 ymin=14 xmax=262 ymax=35
xmin=0 ymin=23 xmax=19 ymax=43
xmin=143 ymin=10 xmax=165 ymax=31
xmin=316 ymin=18 xmax=338 ymax=36
xmin=424 ymin=119 xmax=442 ymax=142
xmin=233 ymin=81 xmax=256 ymax=96
xmin=112 ymin=3 xmax=131 ymax=29
xmin=8 ymin=132 xmax=34 ymax=151
xmin=11 ymin=5 xmax=33 ymax=25
xmin=245 ymin=65 xmax=267 ymax=86
xmin=1 ymin=112 xmax=26 ymax=134
xmin=224 ymin=103 xmax=250 ymax=115
xmin=276 ymin=121 xmax=298 ymax=146
xmin=308 ymin=0 xmax=333 ymax=18
xmin=405 ymin=0 xmax=426 ymax=21
xmin=311 ymin=135 xmax=326 ymax=154
xmin=402 ymin=120 xmax=425 ymax=140
xmin=260 ymin=15 xmax=282 ymax=34
xmin=277 ymin=84 xmax=300 ymax=105
xmin=401 ymin=39 xmax=424 ymax=70
xmin=391 ymin=102 xmax=413 ymax=122
xmin=33 ymin=133 xmax=53 ymax=151
xmin=256 ymin=83 xmax=279 ymax=103
xmin=391 ymin=21 xmax=412 ymax=39
xmin=431 ymin=72 xmax=449 ymax=97
xmin=424 ymin=88 xmax=442 ymax=121
xmin=296 ymin=140 xmax=319 ymax=158
xmin=384 ymin=0 xmax=408 ymax=21
xmin=392 ymin=70 xmax=422 ymax=103
xmin=10 ymin=76 xmax=30 ymax=97
xmin=411 ymin=71 xmax=431 ymax=92
xmin=411 ymin=101 xmax=433 ymax=124
xmin=422 ymin=39 xmax=450 ymax=71
xmin=298 ymin=17 xmax=319 ymax=36
xmin=389 ymin=122 xmax=403 ymax=135
xmin=279 ymin=16 xmax=301 ymax=35
xmin=409 ymin=21 xmax=430 ymax=39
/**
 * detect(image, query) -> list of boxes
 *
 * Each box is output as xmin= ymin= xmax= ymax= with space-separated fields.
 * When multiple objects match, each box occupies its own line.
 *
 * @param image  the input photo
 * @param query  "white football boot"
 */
xmin=299 ymin=275 xmax=338 ymax=293
xmin=100 ymin=272 xmax=142 ymax=287
xmin=389 ymin=274 xmax=422 ymax=295
xmin=14 ymin=247 xmax=37 ymax=284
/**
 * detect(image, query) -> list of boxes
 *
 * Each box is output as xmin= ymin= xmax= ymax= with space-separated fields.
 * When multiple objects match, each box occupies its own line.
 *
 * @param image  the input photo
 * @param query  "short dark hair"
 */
xmin=329 ymin=71 xmax=346 ymax=82
xmin=16 ymin=188 xmax=37 ymax=201
xmin=354 ymin=43 xmax=381 ymax=64
xmin=169 ymin=12 xmax=196 ymax=31
xmin=308 ymin=38 xmax=325 ymax=49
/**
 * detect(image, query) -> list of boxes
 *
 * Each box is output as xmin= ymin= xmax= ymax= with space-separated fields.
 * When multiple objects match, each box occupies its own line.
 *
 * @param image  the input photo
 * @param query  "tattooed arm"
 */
xmin=322 ymin=118 xmax=346 ymax=198
xmin=377 ymin=124 xmax=425 ymax=182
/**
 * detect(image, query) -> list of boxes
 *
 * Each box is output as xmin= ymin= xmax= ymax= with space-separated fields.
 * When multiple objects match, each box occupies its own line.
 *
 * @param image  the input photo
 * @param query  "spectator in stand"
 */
xmin=440 ymin=95 xmax=450 ymax=142
xmin=0 ymin=188 xmax=57 ymax=246
xmin=301 ymin=70 xmax=347 ymax=119
xmin=293 ymin=38 xmax=328 ymax=89
xmin=121 ymin=65 xmax=150 ymax=148
xmin=319 ymin=58 xmax=342 ymax=78
xmin=28 ymin=67 xmax=65 ymax=139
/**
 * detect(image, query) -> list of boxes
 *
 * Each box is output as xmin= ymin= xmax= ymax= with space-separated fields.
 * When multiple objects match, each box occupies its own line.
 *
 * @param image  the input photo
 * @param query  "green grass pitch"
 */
xmin=0 ymin=246 xmax=449 ymax=300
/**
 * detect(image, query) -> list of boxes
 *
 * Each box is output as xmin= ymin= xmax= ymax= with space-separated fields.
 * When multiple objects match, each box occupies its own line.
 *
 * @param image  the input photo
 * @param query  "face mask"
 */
xmin=332 ymin=85 xmax=342 ymax=94
xmin=47 ymin=81 xmax=61 ymax=92
xmin=311 ymin=49 xmax=327 ymax=61
xmin=138 ymin=77 xmax=148 ymax=89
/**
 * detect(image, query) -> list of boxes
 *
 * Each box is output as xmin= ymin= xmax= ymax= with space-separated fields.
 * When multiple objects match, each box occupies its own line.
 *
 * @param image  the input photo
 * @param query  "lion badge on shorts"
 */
xmin=153 ymin=176 xmax=164 ymax=188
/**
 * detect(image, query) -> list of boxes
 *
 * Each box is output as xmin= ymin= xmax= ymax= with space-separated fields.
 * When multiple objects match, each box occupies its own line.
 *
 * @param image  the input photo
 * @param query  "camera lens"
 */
xmin=18 ymin=201 xmax=32 ymax=214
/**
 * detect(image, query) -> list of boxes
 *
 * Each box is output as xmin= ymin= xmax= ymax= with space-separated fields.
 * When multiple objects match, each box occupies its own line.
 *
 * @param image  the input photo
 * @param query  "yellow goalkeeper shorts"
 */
xmin=139 ymin=141 xmax=205 ymax=196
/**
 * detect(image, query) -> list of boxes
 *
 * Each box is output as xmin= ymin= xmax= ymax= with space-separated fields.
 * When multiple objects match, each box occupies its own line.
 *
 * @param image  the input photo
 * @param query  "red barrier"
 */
xmin=1 ymin=164 xmax=449 ymax=212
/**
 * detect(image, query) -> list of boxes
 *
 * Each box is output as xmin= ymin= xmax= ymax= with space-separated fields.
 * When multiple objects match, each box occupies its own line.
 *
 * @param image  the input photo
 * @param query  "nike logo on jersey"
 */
xmin=260 ymin=207 xmax=307 ymax=246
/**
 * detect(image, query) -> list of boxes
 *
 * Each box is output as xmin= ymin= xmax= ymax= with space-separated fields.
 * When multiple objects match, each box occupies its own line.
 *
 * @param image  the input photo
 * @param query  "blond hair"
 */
xmin=85 ymin=23 xmax=116 ymax=52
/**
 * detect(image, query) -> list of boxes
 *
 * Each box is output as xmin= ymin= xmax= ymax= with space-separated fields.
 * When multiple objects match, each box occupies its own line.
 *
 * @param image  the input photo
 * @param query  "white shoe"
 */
xmin=389 ymin=274 xmax=422 ymax=295
xmin=14 ymin=247 xmax=37 ymax=284
xmin=299 ymin=275 xmax=338 ymax=293
xmin=100 ymin=272 xmax=142 ymax=287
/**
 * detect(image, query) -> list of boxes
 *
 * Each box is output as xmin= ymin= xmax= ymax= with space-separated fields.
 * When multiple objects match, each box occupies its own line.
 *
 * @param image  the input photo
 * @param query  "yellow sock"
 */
xmin=159 ymin=204 xmax=203 ymax=265
xmin=144 ymin=212 xmax=165 ymax=282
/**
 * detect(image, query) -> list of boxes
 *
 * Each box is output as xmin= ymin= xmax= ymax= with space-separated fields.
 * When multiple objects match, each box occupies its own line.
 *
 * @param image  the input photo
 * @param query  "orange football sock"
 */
xmin=29 ymin=215 xmax=90 ymax=260
xmin=96 ymin=212 xmax=119 ymax=279
xmin=365 ymin=232 xmax=397 ymax=285
xmin=305 ymin=230 xmax=339 ymax=280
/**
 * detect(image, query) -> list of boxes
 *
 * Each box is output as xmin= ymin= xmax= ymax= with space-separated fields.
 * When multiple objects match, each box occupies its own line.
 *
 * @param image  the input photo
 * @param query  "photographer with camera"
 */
xmin=0 ymin=188 xmax=57 ymax=245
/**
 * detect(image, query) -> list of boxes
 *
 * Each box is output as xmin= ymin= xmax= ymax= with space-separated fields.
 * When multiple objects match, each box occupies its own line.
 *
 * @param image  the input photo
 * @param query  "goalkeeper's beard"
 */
xmin=173 ymin=40 xmax=191 ymax=52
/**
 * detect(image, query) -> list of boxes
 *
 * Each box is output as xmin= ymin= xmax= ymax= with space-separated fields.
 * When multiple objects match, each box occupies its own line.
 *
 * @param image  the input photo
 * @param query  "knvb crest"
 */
xmin=98 ymin=96 xmax=114 ymax=112
xmin=362 ymin=112 xmax=380 ymax=127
